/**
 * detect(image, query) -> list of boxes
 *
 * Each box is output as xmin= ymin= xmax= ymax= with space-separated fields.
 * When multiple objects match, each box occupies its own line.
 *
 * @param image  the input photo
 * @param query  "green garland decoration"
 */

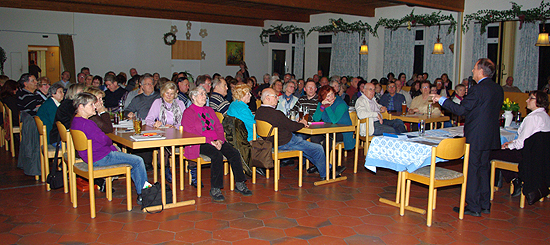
xmin=308 ymin=18 xmax=375 ymax=37
xmin=375 ymin=10 xmax=457 ymax=35
xmin=0 ymin=47 xmax=6 ymax=75
xmin=463 ymin=1 xmax=550 ymax=34
xmin=260 ymin=24 xmax=305 ymax=45
xmin=163 ymin=32 xmax=177 ymax=46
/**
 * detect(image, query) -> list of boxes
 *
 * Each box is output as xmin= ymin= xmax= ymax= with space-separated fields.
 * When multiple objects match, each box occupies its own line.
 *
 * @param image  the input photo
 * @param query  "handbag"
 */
xmin=46 ymin=140 xmax=64 ymax=189
xmin=250 ymin=126 xmax=274 ymax=169
xmin=141 ymin=182 xmax=173 ymax=213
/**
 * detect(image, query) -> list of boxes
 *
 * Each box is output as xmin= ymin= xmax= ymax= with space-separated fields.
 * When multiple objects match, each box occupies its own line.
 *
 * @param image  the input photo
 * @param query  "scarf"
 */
xmin=159 ymin=98 xmax=182 ymax=126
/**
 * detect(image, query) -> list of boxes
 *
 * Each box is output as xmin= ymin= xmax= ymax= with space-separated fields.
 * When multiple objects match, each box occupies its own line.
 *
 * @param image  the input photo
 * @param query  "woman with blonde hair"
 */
xmin=227 ymin=84 xmax=255 ymax=141
xmin=84 ymin=87 xmax=113 ymax=133
xmin=145 ymin=82 xmax=185 ymax=128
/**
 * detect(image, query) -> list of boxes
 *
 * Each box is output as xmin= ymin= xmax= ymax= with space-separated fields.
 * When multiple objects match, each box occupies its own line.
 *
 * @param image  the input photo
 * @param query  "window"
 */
xmin=318 ymin=35 xmax=332 ymax=77
xmin=413 ymin=29 xmax=425 ymax=75
xmin=487 ymin=24 xmax=500 ymax=82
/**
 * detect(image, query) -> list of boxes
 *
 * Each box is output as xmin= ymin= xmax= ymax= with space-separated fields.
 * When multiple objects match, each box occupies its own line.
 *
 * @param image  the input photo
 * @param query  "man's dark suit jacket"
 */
xmin=442 ymin=78 xmax=503 ymax=150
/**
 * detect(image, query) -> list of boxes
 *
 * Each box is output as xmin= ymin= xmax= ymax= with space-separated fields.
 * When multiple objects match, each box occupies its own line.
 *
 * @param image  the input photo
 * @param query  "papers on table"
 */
xmin=130 ymin=135 xmax=166 ymax=141
xmin=113 ymin=120 xmax=134 ymax=128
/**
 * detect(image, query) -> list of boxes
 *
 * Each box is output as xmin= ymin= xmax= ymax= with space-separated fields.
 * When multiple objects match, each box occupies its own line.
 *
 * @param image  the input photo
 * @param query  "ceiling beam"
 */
xmin=239 ymin=0 xmax=376 ymax=17
xmin=390 ymin=0 xmax=464 ymax=12
xmin=0 ymin=0 xmax=265 ymax=26
xmin=50 ymin=0 xmax=310 ymax=22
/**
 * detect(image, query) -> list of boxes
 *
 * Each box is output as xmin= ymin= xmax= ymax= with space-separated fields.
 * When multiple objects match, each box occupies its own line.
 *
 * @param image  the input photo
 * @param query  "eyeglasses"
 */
xmin=422 ymin=86 xmax=430 ymax=89
xmin=528 ymin=97 xmax=536 ymax=100
xmin=40 ymin=83 xmax=50 ymax=86
xmin=388 ymin=85 xmax=396 ymax=88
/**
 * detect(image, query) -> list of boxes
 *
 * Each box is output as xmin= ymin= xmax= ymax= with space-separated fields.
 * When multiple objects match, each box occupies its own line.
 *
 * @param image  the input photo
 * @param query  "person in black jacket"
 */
xmin=49 ymin=83 xmax=85 ymax=143
xmin=433 ymin=58 xmax=504 ymax=217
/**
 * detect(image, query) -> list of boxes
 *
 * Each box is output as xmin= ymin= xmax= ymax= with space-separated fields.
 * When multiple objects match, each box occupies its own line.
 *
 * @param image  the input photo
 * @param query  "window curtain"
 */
xmin=383 ymin=28 xmax=414 ymax=78
xmin=424 ymin=26 xmax=455 ymax=80
xmin=513 ymin=22 xmax=539 ymax=92
xmin=472 ymin=23 xmax=487 ymax=69
xmin=58 ymin=34 xmax=76 ymax=84
xmin=293 ymin=34 xmax=305 ymax=79
xmin=330 ymin=32 xmax=360 ymax=77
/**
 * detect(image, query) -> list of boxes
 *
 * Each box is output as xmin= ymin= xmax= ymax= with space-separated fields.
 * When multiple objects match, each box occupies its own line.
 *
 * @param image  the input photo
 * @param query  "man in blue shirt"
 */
xmin=379 ymin=81 xmax=406 ymax=112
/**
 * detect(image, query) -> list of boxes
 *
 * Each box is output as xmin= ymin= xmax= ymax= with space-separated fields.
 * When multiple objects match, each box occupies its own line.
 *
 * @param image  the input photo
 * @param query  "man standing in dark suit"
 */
xmin=432 ymin=58 xmax=503 ymax=216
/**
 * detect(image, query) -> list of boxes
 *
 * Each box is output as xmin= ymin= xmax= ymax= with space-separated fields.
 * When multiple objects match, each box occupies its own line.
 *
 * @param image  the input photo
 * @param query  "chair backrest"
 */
xmin=435 ymin=137 xmax=467 ymax=160
xmin=256 ymin=100 xmax=261 ymax=109
xmin=69 ymin=129 xmax=95 ymax=177
xmin=349 ymin=111 xmax=358 ymax=127
xmin=4 ymin=104 xmax=12 ymax=133
xmin=381 ymin=111 xmax=390 ymax=120
xmin=56 ymin=121 xmax=69 ymax=143
xmin=215 ymin=112 xmax=224 ymax=123
xmin=255 ymin=120 xmax=276 ymax=138
xmin=33 ymin=116 xmax=45 ymax=136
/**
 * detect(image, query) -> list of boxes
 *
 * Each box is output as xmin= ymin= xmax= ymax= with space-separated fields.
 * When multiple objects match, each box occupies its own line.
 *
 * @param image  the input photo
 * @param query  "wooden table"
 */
xmin=297 ymin=123 xmax=355 ymax=186
xmin=388 ymin=112 xmax=450 ymax=130
xmin=108 ymin=126 xmax=205 ymax=212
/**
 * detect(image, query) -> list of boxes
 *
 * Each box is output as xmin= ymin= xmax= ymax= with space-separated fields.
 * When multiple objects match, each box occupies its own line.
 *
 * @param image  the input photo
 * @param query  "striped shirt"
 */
xmin=16 ymin=88 xmax=44 ymax=116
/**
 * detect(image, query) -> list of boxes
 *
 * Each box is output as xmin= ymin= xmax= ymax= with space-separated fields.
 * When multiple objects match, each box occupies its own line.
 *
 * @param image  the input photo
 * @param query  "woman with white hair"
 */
xmin=276 ymin=81 xmax=298 ymax=116
xmin=182 ymin=86 xmax=252 ymax=202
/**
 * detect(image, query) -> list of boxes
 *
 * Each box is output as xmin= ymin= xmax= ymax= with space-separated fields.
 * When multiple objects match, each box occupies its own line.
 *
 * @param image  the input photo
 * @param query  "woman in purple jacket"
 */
xmin=71 ymin=92 xmax=148 ymax=204
xmin=182 ymin=86 xmax=252 ymax=202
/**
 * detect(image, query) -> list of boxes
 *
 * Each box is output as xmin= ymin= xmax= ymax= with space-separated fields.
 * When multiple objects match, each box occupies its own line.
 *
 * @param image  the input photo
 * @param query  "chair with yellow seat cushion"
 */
xmin=400 ymin=137 xmax=470 ymax=227
xmin=56 ymin=121 xmax=80 ymax=198
xmin=69 ymin=129 xmax=132 ymax=218
xmin=252 ymin=120 xmax=303 ymax=191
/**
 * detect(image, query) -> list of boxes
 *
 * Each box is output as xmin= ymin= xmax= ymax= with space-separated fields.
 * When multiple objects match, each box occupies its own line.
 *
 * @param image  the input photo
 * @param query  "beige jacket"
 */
xmin=355 ymin=94 xmax=380 ymax=136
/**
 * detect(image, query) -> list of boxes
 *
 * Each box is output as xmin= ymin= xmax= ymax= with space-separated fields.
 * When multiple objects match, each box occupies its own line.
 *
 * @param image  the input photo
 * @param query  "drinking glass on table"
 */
xmin=401 ymin=101 xmax=407 ymax=115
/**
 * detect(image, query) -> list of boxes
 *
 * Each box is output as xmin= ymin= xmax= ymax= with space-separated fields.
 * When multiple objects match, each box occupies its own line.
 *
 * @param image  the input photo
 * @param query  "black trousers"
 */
xmin=466 ymin=149 xmax=492 ymax=212
xmin=200 ymin=142 xmax=246 ymax=189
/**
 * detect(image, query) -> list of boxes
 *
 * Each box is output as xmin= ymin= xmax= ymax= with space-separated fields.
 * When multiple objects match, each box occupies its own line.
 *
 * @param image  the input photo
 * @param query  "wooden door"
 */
xmin=45 ymin=46 xmax=60 ymax=83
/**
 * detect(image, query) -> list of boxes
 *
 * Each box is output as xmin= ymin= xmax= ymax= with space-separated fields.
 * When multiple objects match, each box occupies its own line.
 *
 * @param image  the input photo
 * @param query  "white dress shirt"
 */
xmin=508 ymin=108 xmax=550 ymax=150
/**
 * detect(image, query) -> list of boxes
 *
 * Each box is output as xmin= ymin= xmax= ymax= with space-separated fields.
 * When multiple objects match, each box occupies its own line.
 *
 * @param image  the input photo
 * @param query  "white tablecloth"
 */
xmin=365 ymin=126 xmax=518 ymax=173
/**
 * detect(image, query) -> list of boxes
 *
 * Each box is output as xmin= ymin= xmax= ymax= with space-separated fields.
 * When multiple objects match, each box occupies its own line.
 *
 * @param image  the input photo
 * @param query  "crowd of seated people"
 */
xmin=2 ymin=64 xmax=532 ymax=203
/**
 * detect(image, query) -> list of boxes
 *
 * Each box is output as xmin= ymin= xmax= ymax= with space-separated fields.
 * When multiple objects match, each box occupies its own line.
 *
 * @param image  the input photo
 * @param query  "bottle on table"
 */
xmin=419 ymin=119 xmax=425 ymax=136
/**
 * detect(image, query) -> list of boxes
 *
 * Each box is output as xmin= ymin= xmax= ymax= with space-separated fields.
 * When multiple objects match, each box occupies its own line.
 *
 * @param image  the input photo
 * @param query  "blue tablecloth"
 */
xmin=365 ymin=126 xmax=518 ymax=173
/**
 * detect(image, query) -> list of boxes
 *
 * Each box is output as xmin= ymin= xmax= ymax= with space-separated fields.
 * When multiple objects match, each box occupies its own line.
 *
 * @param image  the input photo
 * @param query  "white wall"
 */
xmin=0 ymin=7 xmax=268 ymax=81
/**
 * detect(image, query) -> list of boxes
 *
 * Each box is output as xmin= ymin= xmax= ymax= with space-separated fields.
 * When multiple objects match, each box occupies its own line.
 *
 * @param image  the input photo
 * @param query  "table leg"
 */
xmin=325 ymin=133 xmax=329 ymax=181
xmin=171 ymin=145 xmax=176 ymax=204
xmin=160 ymin=147 xmax=166 ymax=206
xmin=314 ymin=132 xmax=348 ymax=186
xmin=332 ymin=132 xmax=336 ymax=179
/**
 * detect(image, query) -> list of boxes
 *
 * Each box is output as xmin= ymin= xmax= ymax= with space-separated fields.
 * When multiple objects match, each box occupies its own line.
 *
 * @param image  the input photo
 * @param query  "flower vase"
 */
xmin=504 ymin=110 xmax=513 ymax=127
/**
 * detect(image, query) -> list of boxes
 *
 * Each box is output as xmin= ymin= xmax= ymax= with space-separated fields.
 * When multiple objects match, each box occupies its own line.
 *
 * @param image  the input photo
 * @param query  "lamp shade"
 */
xmin=536 ymin=32 xmax=550 ymax=46
xmin=359 ymin=44 xmax=368 ymax=55
xmin=432 ymin=42 xmax=444 ymax=54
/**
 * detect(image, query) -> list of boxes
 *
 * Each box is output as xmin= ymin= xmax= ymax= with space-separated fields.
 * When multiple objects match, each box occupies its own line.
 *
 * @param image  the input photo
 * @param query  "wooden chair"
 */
xmin=353 ymin=111 xmax=390 ymax=173
xmin=252 ymin=120 xmax=303 ymax=191
xmin=333 ymin=111 xmax=357 ymax=168
xmin=3 ymin=103 xmax=21 ymax=158
xmin=56 ymin=121 xmax=77 ymax=196
xmin=69 ymin=129 xmax=132 ymax=218
xmin=400 ymin=137 xmax=470 ymax=227
xmin=33 ymin=116 xmax=55 ymax=188
xmin=256 ymin=100 xmax=261 ymax=110
xmin=0 ymin=101 xmax=5 ymax=148
xmin=490 ymin=160 xmax=526 ymax=208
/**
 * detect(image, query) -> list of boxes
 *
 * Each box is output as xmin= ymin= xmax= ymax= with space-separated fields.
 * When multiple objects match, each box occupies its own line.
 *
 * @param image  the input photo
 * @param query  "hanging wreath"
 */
xmin=463 ymin=1 xmax=550 ymax=34
xmin=308 ymin=18 xmax=376 ymax=37
xmin=375 ymin=10 xmax=457 ymax=35
xmin=260 ymin=24 xmax=305 ymax=45
xmin=163 ymin=32 xmax=177 ymax=46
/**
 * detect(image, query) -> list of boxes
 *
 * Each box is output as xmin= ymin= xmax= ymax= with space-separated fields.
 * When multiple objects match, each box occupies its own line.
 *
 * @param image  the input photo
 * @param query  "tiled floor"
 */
xmin=1 ymin=145 xmax=550 ymax=245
